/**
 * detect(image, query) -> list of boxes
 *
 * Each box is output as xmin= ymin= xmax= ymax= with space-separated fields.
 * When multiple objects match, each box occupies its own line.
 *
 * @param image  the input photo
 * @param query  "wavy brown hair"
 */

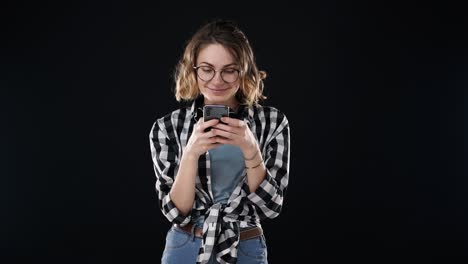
xmin=174 ymin=19 xmax=267 ymax=106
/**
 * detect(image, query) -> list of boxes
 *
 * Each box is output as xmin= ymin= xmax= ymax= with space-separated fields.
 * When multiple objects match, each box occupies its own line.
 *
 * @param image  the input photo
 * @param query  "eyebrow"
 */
xmin=199 ymin=62 xmax=238 ymax=68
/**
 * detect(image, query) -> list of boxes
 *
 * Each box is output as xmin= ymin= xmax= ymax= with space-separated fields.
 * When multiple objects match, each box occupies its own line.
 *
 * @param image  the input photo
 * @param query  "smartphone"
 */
xmin=203 ymin=104 xmax=229 ymax=131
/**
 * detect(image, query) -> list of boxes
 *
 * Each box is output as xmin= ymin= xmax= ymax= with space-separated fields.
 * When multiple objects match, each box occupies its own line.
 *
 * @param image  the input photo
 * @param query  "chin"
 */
xmin=201 ymin=88 xmax=238 ymax=104
xmin=204 ymin=94 xmax=230 ymax=102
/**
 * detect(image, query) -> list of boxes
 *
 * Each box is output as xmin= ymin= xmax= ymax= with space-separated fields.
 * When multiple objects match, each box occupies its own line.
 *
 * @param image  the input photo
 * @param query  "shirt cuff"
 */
xmin=246 ymin=171 xmax=279 ymax=207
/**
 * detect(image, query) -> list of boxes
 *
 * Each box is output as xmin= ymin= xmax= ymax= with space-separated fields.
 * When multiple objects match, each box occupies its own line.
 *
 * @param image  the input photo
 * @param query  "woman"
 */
xmin=149 ymin=19 xmax=290 ymax=264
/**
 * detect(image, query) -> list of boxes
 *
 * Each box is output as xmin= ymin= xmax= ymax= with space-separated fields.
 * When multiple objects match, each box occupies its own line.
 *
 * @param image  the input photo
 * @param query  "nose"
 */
xmin=211 ymin=71 xmax=224 ymax=84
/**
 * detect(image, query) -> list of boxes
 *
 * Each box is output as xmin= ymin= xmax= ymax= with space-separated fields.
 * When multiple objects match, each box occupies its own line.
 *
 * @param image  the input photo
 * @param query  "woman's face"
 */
xmin=195 ymin=43 xmax=241 ymax=108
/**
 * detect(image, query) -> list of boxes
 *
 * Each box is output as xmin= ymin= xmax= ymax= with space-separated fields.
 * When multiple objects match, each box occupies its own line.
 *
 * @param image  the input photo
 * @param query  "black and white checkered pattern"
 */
xmin=149 ymin=96 xmax=290 ymax=263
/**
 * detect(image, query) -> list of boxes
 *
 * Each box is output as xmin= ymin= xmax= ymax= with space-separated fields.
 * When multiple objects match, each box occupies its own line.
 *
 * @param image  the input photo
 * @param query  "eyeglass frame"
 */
xmin=193 ymin=65 xmax=242 ymax=83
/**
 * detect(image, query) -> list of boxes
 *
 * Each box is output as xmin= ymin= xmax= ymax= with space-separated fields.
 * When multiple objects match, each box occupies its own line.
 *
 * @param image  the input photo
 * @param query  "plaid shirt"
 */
xmin=149 ymin=96 xmax=290 ymax=263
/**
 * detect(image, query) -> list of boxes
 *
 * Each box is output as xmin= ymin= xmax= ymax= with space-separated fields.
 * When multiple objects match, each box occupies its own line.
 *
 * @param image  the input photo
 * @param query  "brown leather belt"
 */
xmin=176 ymin=223 xmax=263 ymax=241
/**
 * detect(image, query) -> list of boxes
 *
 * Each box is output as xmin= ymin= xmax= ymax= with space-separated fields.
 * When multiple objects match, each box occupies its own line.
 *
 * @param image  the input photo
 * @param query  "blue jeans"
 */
xmin=161 ymin=225 xmax=268 ymax=264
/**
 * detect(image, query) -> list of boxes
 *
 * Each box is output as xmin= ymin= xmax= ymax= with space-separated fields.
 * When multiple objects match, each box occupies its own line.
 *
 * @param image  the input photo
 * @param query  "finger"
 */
xmin=212 ymin=128 xmax=235 ymax=139
xmin=199 ymin=134 xmax=220 ymax=147
xmin=199 ymin=139 xmax=221 ymax=152
xmin=220 ymin=117 xmax=245 ymax=127
xmin=214 ymin=136 xmax=229 ymax=145
xmin=196 ymin=117 xmax=211 ymax=131
xmin=195 ymin=118 xmax=203 ymax=128
xmin=200 ymin=118 xmax=219 ymax=130
xmin=212 ymin=123 xmax=239 ymax=134
xmin=200 ymin=130 xmax=217 ymax=139
xmin=207 ymin=136 xmax=222 ymax=144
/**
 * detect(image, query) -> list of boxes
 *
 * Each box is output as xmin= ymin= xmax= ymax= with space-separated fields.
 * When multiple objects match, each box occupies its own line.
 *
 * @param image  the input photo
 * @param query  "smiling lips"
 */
xmin=207 ymin=87 xmax=229 ymax=91
xmin=208 ymin=87 xmax=229 ymax=91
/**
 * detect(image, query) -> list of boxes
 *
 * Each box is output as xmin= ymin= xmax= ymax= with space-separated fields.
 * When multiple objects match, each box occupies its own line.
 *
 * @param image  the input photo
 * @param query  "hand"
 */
xmin=185 ymin=118 xmax=222 ymax=158
xmin=211 ymin=117 xmax=259 ymax=156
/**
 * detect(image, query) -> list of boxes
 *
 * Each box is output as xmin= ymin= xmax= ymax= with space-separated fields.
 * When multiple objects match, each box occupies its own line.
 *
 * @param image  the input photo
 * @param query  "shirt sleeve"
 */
xmin=247 ymin=111 xmax=290 ymax=220
xmin=149 ymin=117 xmax=192 ymax=225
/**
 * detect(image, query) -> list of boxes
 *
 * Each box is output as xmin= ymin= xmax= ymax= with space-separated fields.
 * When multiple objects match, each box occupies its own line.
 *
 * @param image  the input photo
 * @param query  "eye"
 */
xmin=201 ymin=67 xmax=214 ymax=73
xmin=223 ymin=68 xmax=238 ymax=74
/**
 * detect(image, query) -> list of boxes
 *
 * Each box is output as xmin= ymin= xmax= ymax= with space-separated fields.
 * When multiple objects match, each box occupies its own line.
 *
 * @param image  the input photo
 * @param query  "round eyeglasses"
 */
xmin=193 ymin=65 xmax=241 ymax=83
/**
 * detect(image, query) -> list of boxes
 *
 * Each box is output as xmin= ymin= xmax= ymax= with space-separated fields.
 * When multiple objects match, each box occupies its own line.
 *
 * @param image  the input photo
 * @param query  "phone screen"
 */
xmin=203 ymin=105 xmax=229 ymax=131
xmin=203 ymin=105 xmax=230 ymax=122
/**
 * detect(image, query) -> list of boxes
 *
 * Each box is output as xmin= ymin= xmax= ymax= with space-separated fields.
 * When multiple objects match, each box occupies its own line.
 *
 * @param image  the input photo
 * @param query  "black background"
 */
xmin=2 ymin=2 xmax=466 ymax=263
